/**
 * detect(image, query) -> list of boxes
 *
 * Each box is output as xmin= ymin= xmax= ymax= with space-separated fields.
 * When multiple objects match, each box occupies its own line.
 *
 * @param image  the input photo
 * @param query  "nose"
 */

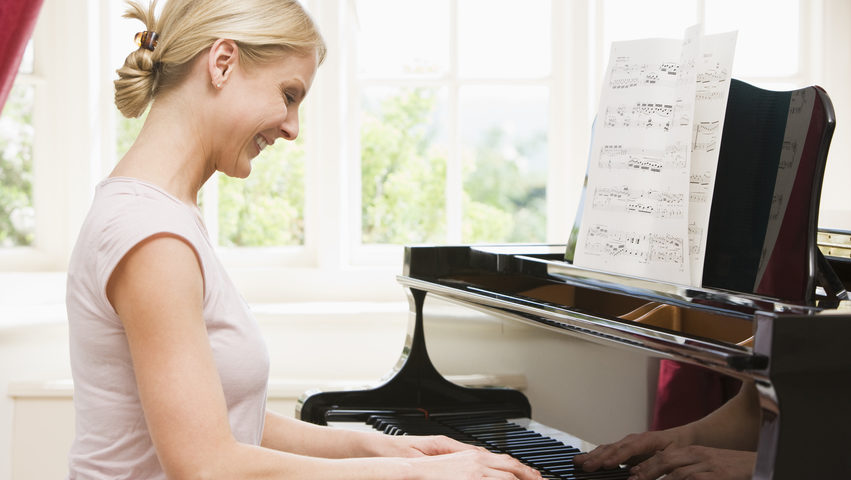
xmin=280 ymin=108 xmax=299 ymax=141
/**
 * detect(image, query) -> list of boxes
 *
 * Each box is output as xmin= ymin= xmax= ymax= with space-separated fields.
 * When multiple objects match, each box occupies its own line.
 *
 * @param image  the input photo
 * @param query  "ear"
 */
xmin=207 ymin=38 xmax=239 ymax=88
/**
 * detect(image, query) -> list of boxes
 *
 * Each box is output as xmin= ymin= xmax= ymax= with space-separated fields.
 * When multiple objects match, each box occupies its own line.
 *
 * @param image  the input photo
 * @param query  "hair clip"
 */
xmin=134 ymin=31 xmax=159 ymax=52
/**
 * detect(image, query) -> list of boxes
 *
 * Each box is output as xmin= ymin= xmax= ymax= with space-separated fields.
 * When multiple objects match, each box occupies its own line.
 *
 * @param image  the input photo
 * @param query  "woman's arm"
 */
xmin=108 ymin=234 xmax=542 ymax=480
xmin=687 ymin=378 xmax=760 ymax=451
xmin=261 ymin=409 xmax=483 ymax=459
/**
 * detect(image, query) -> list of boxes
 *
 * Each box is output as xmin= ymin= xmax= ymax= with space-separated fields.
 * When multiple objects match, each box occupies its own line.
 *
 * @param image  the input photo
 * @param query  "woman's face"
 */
xmin=214 ymin=51 xmax=318 ymax=178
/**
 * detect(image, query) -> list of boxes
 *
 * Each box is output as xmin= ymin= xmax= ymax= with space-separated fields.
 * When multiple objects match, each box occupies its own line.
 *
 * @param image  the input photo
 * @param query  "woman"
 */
xmin=65 ymin=1 xmax=543 ymax=478
xmin=574 ymin=380 xmax=760 ymax=480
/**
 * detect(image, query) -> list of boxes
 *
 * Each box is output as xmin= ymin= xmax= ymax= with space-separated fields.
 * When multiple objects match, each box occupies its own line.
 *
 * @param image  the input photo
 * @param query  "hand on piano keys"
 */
xmin=574 ymin=380 xmax=760 ymax=479
xmin=329 ymin=413 xmax=631 ymax=479
xmin=575 ymin=433 xmax=756 ymax=480
xmin=368 ymin=432 xmax=546 ymax=480
xmin=395 ymin=447 xmax=547 ymax=480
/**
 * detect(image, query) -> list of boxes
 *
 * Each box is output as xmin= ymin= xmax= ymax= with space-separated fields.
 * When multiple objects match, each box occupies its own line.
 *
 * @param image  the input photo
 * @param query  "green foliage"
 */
xmin=361 ymin=88 xmax=447 ymax=244
xmin=6 ymin=81 xmax=547 ymax=250
xmin=116 ymin=110 xmax=146 ymax=160
xmin=217 ymin=138 xmax=305 ymax=246
xmin=463 ymin=127 xmax=547 ymax=243
xmin=361 ymin=87 xmax=548 ymax=245
xmin=116 ymin=108 xmax=305 ymax=247
xmin=0 ymin=84 xmax=35 ymax=247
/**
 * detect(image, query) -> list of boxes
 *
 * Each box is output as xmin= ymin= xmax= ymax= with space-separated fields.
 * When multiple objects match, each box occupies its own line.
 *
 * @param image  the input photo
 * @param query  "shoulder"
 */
xmin=108 ymin=232 xmax=205 ymax=308
xmin=95 ymin=177 xmax=200 ymax=231
xmin=77 ymin=177 xmax=209 ymax=293
xmin=91 ymin=178 xmax=204 ymax=256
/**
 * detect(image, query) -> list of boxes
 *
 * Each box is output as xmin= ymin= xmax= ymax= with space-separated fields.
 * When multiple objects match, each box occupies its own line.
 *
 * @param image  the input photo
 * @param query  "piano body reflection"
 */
xmin=298 ymin=79 xmax=850 ymax=479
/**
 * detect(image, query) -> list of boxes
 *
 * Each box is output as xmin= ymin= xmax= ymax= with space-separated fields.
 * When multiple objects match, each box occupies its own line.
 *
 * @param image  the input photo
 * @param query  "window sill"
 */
xmin=8 ymin=374 xmax=528 ymax=400
xmin=0 ymin=263 xmax=412 ymax=330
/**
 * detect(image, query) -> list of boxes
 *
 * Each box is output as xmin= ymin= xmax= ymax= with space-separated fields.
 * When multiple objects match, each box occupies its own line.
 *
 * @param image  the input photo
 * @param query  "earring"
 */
xmin=217 ymin=82 xmax=222 ymax=88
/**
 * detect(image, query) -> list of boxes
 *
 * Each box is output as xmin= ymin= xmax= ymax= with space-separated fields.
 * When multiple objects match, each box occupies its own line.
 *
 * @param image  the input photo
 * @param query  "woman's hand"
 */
xmin=573 ymin=428 xmax=689 ymax=472
xmin=372 ymin=434 xmax=543 ymax=479
xmin=625 ymin=445 xmax=756 ymax=480
xmin=406 ymin=448 xmax=544 ymax=480
xmin=377 ymin=433 xmax=480 ymax=457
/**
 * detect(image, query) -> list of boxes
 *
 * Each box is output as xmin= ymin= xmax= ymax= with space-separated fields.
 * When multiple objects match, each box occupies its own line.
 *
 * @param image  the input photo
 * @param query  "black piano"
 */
xmin=298 ymin=80 xmax=851 ymax=479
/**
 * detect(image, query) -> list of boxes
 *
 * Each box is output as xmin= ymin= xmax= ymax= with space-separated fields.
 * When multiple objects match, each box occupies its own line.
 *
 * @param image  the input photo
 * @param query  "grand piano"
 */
xmin=298 ymin=80 xmax=851 ymax=479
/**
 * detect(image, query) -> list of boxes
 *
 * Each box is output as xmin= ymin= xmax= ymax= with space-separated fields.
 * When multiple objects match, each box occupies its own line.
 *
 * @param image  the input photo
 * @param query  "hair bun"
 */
xmin=114 ymin=49 xmax=158 ymax=118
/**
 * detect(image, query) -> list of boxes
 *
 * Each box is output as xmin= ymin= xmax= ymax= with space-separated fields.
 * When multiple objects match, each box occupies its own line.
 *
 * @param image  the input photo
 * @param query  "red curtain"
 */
xmin=0 ymin=0 xmax=44 ymax=112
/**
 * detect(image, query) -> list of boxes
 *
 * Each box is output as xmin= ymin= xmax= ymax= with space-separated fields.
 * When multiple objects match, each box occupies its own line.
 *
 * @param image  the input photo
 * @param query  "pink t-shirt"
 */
xmin=66 ymin=177 xmax=270 ymax=479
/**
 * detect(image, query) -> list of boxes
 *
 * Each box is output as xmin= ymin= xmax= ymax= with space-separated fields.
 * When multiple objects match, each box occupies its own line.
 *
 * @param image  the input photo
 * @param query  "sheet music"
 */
xmin=687 ymin=31 xmax=738 ymax=285
xmin=573 ymin=27 xmax=737 ymax=286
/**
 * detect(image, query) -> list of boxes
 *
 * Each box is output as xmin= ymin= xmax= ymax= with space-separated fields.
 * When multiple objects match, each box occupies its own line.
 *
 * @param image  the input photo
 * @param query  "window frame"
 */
xmin=0 ymin=0 xmax=109 ymax=272
xmin=1 ymin=0 xmax=848 ymax=307
xmin=345 ymin=0 xmax=591 ymax=268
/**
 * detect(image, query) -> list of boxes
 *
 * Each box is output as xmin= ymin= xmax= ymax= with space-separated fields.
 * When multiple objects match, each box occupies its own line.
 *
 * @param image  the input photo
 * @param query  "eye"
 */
xmin=280 ymin=86 xmax=298 ymax=106
xmin=278 ymin=87 xmax=291 ymax=105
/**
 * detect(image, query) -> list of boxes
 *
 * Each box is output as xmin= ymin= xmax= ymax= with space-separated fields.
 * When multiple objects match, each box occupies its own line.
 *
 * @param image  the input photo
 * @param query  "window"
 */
xmin=3 ymin=0 xmax=848 ymax=304
xmin=356 ymin=0 xmax=553 ymax=246
xmin=0 ymin=41 xmax=36 ymax=248
xmin=599 ymin=0 xmax=804 ymax=86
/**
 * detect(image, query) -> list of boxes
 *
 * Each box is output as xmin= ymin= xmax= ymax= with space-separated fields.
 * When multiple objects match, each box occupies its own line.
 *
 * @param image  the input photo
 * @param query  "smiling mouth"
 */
xmin=254 ymin=134 xmax=270 ymax=154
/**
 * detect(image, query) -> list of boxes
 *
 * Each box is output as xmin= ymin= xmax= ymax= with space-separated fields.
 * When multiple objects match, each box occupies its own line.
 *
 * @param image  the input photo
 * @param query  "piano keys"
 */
xmin=329 ymin=413 xmax=630 ymax=479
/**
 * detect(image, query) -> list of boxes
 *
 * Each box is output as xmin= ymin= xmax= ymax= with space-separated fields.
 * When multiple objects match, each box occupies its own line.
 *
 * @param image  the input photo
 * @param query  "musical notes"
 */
xmin=598 ymin=143 xmax=687 ymax=173
xmin=592 ymin=185 xmax=686 ymax=219
xmin=689 ymin=190 xmax=708 ymax=204
xmin=674 ymin=99 xmax=693 ymax=127
xmin=693 ymin=121 xmax=720 ymax=152
xmin=696 ymin=62 xmax=729 ymax=84
xmin=573 ymin=26 xmax=738 ymax=286
xmin=583 ymin=224 xmax=685 ymax=268
xmin=688 ymin=222 xmax=703 ymax=255
xmin=684 ymin=30 xmax=738 ymax=284
xmin=689 ymin=170 xmax=713 ymax=187
xmin=608 ymin=59 xmax=680 ymax=90
xmin=604 ymin=102 xmax=674 ymax=131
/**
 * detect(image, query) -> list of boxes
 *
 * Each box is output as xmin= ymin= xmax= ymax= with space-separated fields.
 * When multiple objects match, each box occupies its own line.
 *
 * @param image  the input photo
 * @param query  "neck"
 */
xmin=111 ymin=89 xmax=215 ymax=206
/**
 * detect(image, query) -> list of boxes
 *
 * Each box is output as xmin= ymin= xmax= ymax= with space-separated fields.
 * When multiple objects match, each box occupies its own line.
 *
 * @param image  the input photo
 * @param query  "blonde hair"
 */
xmin=114 ymin=0 xmax=327 ymax=118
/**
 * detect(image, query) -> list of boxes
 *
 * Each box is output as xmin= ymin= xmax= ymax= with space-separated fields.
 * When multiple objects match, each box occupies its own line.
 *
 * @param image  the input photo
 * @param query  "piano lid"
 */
xmin=400 ymin=240 xmax=851 ymax=373
xmin=399 ymin=244 xmax=763 ymax=375
xmin=515 ymin=249 xmax=822 ymax=316
xmin=407 ymin=243 xmax=823 ymax=317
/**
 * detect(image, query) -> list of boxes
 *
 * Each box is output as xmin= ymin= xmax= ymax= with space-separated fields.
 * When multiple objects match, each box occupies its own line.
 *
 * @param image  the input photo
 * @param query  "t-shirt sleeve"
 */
xmin=93 ymin=194 xmax=207 ymax=315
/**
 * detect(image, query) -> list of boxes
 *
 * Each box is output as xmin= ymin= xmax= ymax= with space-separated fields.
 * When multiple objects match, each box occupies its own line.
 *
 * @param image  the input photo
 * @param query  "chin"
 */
xmin=221 ymin=166 xmax=251 ymax=179
xmin=231 ymin=158 xmax=253 ymax=179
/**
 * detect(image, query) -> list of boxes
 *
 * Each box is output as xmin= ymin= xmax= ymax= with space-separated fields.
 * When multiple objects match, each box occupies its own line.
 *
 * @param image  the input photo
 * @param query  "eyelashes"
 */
xmin=280 ymin=86 xmax=300 ymax=106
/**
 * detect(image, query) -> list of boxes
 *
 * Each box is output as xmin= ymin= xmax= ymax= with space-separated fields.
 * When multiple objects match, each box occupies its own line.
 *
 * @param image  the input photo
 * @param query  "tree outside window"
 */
xmin=0 ymin=83 xmax=35 ymax=247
